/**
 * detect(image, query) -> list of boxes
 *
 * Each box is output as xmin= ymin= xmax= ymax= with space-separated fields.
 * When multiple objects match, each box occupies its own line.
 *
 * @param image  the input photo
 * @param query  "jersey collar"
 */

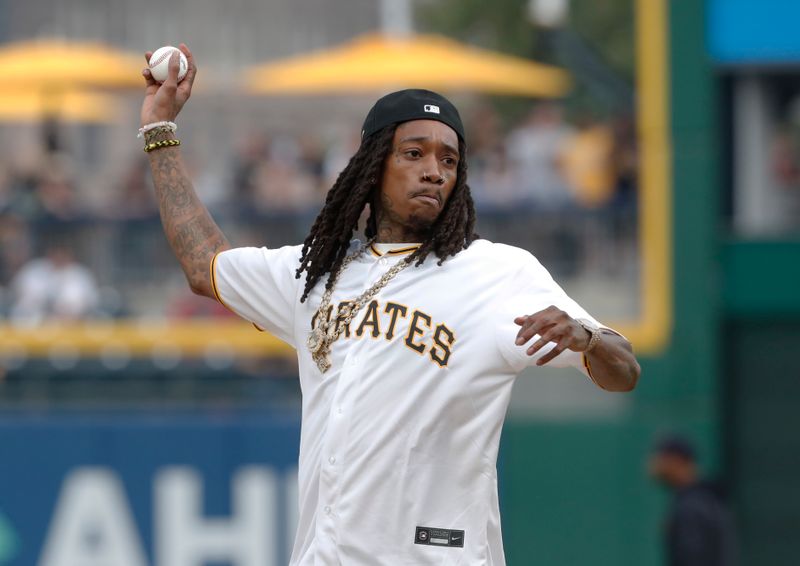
xmin=369 ymin=242 xmax=422 ymax=258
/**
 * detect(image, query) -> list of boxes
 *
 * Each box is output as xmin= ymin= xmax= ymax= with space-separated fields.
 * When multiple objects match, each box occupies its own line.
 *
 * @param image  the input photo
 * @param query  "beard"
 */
xmin=405 ymin=211 xmax=437 ymax=237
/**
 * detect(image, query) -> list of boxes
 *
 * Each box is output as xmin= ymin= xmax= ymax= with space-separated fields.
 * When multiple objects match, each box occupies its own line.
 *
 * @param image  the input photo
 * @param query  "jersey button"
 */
xmin=329 ymin=456 xmax=336 ymax=464
xmin=324 ymin=505 xmax=332 ymax=514
xmin=378 ymin=258 xmax=387 ymax=266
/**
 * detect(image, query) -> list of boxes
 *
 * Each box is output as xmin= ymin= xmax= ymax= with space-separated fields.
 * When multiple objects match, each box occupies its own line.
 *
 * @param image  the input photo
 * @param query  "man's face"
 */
xmin=377 ymin=119 xmax=460 ymax=238
xmin=648 ymin=452 xmax=689 ymax=489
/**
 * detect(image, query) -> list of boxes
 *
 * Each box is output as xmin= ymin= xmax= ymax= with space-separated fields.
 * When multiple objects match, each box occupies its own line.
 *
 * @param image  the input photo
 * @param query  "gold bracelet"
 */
xmin=144 ymin=125 xmax=175 ymax=142
xmin=144 ymin=139 xmax=181 ymax=153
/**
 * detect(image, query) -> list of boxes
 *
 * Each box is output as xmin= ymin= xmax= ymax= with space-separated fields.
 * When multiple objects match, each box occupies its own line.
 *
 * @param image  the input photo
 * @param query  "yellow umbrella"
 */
xmin=0 ymin=39 xmax=144 ymax=89
xmin=244 ymin=33 xmax=570 ymax=97
xmin=0 ymin=89 xmax=120 ymax=124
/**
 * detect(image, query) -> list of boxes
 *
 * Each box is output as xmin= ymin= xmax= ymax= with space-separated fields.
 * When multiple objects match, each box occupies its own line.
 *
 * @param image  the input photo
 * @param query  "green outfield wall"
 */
xmin=499 ymin=1 xmax=724 ymax=564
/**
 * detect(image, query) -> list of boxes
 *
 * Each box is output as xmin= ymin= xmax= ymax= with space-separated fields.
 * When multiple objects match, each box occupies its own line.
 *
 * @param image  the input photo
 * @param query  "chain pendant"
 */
xmin=306 ymin=326 xmax=324 ymax=353
xmin=306 ymin=240 xmax=411 ymax=374
xmin=314 ymin=354 xmax=331 ymax=373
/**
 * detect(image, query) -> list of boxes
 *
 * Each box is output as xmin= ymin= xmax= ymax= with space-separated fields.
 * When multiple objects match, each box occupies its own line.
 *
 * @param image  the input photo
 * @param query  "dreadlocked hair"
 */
xmin=296 ymin=124 xmax=478 ymax=302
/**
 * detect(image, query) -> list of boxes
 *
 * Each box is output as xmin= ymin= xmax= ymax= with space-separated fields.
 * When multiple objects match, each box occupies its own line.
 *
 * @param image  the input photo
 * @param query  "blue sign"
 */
xmin=709 ymin=0 xmax=800 ymax=64
xmin=0 ymin=411 xmax=300 ymax=566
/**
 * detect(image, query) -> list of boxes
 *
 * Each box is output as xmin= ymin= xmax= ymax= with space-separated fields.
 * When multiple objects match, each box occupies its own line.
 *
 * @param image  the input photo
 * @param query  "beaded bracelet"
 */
xmin=138 ymin=121 xmax=177 ymax=139
xmin=144 ymin=139 xmax=181 ymax=153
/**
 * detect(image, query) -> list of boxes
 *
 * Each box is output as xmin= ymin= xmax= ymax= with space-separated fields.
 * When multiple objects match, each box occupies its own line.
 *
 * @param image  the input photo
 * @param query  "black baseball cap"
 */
xmin=361 ymin=89 xmax=465 ymax=142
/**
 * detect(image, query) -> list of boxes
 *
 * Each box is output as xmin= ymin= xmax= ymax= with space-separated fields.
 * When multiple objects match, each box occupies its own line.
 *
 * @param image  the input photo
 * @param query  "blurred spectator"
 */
xmin=230 ymin=132 xmax=270 ymax=209
xmin=229 ymin=132 xmax=320 ymax=212
xmin=105 ymin=157 xmax=157 ymax=219
xmin=0 ymin=162 xmax=11 ymax=213
xmin=34 ymin=152 xmax=81 ymax=221
xmin=9 ymin=244 xmax=99 ymax=325
xmin=0 ymin=214 xmax=31 ymax=286
xmin=464 ymin=104 xmax=517 ymax=207
xmin=559 ymin=114 xmax=617 ymax=208
xmin=4 ymin=166 xmax=42 ymax=220
xmin=610 ymin=114 xmax=638 ymax=208
xmin=1 ymin=152 xmax=81 ymax=221
xmin=35 ymin=173 xmax=78 ymax=220
xmin=465 ymin=103 xmax=503 ymax=168
xmin=505 ymin=103 xmax=575 ymax=208
xmin=322 ymin=130 xmax=361 ymax=189
xmin=469 ymin=144 xmax=520 ymax=207
xmin=649 ymin=435 xmax=737 ymax=566
xmin=297 ymin=134 xmax=326 ymax=188
xmin=770 ymin=128 xmax=800 ymax=227
xmin=253 ymin=148 xmax=320 ymax=212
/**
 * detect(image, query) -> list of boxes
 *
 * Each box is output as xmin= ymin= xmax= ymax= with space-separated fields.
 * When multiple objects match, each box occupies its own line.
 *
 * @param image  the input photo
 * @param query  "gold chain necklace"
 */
xmin=307 ymin=241 xmax=413 ymax=373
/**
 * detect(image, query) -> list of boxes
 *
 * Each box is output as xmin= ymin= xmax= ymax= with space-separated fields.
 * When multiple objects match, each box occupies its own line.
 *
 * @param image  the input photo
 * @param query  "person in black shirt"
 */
xmin=649 ymin=435 xmax=737 ymax=566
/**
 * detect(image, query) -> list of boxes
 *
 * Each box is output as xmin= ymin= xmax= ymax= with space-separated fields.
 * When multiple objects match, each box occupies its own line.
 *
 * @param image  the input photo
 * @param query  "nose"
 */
xmin=421 ymin=167 xmax=445 ymax=185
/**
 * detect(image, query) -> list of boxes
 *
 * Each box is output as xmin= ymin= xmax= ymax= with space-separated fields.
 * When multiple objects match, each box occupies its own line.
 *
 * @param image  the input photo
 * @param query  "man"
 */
xmin=10 ymin=243 xmax=99 ymax=325
xmin=140 ymin=45 xmax=640 ymax=566
xmin=649 ymin=435 xmax=737 ymax=566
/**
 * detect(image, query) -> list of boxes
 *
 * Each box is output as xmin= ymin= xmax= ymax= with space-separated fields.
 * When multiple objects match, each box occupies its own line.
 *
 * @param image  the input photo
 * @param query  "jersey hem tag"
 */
xmin=414 ymin=526 xmax=464 ymax=548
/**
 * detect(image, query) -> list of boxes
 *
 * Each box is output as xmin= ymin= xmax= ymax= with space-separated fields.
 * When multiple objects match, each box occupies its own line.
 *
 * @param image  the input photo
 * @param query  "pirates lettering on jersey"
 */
xmin=310 ymin=299 xmax=456 ymax=367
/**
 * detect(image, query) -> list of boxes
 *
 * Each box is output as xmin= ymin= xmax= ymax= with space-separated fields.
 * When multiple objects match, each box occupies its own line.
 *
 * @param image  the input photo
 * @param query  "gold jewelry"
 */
xmin=144 ymin=125 xmax=175 ymax=139
xmin=144 ymin=138 xmax=181 ymax=153
xmin=308 ymin=240 xmax=412 ymax=373
xmin=138 ymin=120 xmax=177 ymax=139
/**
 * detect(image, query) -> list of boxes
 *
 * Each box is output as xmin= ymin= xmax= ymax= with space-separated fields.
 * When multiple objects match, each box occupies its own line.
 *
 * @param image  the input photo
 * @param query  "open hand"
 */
xmin=514 ymin=306 xmax=591 ymax=366
xmin=140 ymin=43 xmax=197 ymax=127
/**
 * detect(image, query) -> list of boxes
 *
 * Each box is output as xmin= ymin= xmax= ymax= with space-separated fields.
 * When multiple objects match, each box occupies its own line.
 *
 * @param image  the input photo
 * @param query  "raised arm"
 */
xmin=139 ymin=44 xmax=229 ymax=298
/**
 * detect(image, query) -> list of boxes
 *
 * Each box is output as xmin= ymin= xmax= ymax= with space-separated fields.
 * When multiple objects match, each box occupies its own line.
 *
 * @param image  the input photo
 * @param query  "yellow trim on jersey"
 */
xmin=209 ymin=252 xmax=227 ymax=307
xmin=369 ymin=244 xmax=422 ymax=258
xmin=210 ymin=251 xmax=265 ymax=334
xmin=582 ymin=353 xmax=600 ymax=388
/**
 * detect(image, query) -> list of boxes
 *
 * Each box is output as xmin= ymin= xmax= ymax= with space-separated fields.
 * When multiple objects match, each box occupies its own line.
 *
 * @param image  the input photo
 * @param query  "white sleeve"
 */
xmin=494 ymin=254 xmax=604 ymax=377
xmin=210 ymin=245 xmax=303 ymax=347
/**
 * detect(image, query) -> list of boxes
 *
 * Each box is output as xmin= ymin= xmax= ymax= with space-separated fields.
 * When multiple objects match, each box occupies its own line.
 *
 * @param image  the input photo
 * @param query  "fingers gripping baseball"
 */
xmin=513 ymin=306 xmax=591 ymax=366
xmin=140 ymin=43 xmax=197 ymax=127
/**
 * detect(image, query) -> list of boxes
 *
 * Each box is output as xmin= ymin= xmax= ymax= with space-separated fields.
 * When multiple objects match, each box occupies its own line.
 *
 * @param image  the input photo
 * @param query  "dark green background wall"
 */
xmin=499 ymin=2 xmax=724 ymax=564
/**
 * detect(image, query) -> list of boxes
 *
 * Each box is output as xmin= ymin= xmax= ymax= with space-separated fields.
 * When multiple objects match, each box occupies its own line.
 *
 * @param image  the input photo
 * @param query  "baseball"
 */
xmin=148 ymin=46 xmax=188 ymax=83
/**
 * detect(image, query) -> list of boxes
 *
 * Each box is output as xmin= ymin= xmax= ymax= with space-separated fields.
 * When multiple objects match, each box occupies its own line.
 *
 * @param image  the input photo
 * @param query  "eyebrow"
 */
xmin=398 ymin=136 xmax=460 ymax=157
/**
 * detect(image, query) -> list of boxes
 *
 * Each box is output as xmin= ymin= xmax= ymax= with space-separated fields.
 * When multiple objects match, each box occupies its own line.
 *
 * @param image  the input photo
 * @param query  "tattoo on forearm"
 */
xmin=148 ymin=136 xmax=229 ymax=292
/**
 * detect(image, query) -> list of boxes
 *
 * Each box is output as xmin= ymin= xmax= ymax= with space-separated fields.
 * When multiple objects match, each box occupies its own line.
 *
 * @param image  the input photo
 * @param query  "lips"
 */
xmin=411 ymin=193 xmax=441 ymax=208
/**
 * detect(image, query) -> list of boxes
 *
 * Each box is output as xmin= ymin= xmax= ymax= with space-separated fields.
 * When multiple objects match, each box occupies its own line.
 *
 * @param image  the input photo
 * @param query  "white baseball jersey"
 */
xmin=211 ymin=239 xmax=605 ymax=566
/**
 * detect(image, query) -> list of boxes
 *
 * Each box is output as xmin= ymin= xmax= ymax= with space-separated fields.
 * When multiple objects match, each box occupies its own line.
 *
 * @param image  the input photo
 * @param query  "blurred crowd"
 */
xmin=0 ymin=103 xmax=639 ymax=324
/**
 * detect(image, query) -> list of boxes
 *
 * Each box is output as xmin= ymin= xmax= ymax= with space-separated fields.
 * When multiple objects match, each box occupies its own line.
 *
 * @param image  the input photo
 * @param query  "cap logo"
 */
xmin=423 ymin=104 xmax=440 ymax=114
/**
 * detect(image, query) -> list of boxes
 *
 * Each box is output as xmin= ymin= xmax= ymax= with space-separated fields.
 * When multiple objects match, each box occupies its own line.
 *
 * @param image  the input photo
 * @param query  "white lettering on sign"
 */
xmin=37 ymin=466 xmax=296 ymax=566
xmin=38 ymin=468 xmax=148 ymax=566
xmin=155 ymin=466 xmax=276 ymax=566
xmin=284 ymin=466 xmax=299 ymax=558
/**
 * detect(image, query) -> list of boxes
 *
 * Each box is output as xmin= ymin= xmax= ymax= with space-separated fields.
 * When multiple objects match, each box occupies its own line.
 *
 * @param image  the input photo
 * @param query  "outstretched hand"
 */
xmin=514 ymin=306 xmax=591 ymax=366
xmin=140 ymin=43 xmax=197 ymax=127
